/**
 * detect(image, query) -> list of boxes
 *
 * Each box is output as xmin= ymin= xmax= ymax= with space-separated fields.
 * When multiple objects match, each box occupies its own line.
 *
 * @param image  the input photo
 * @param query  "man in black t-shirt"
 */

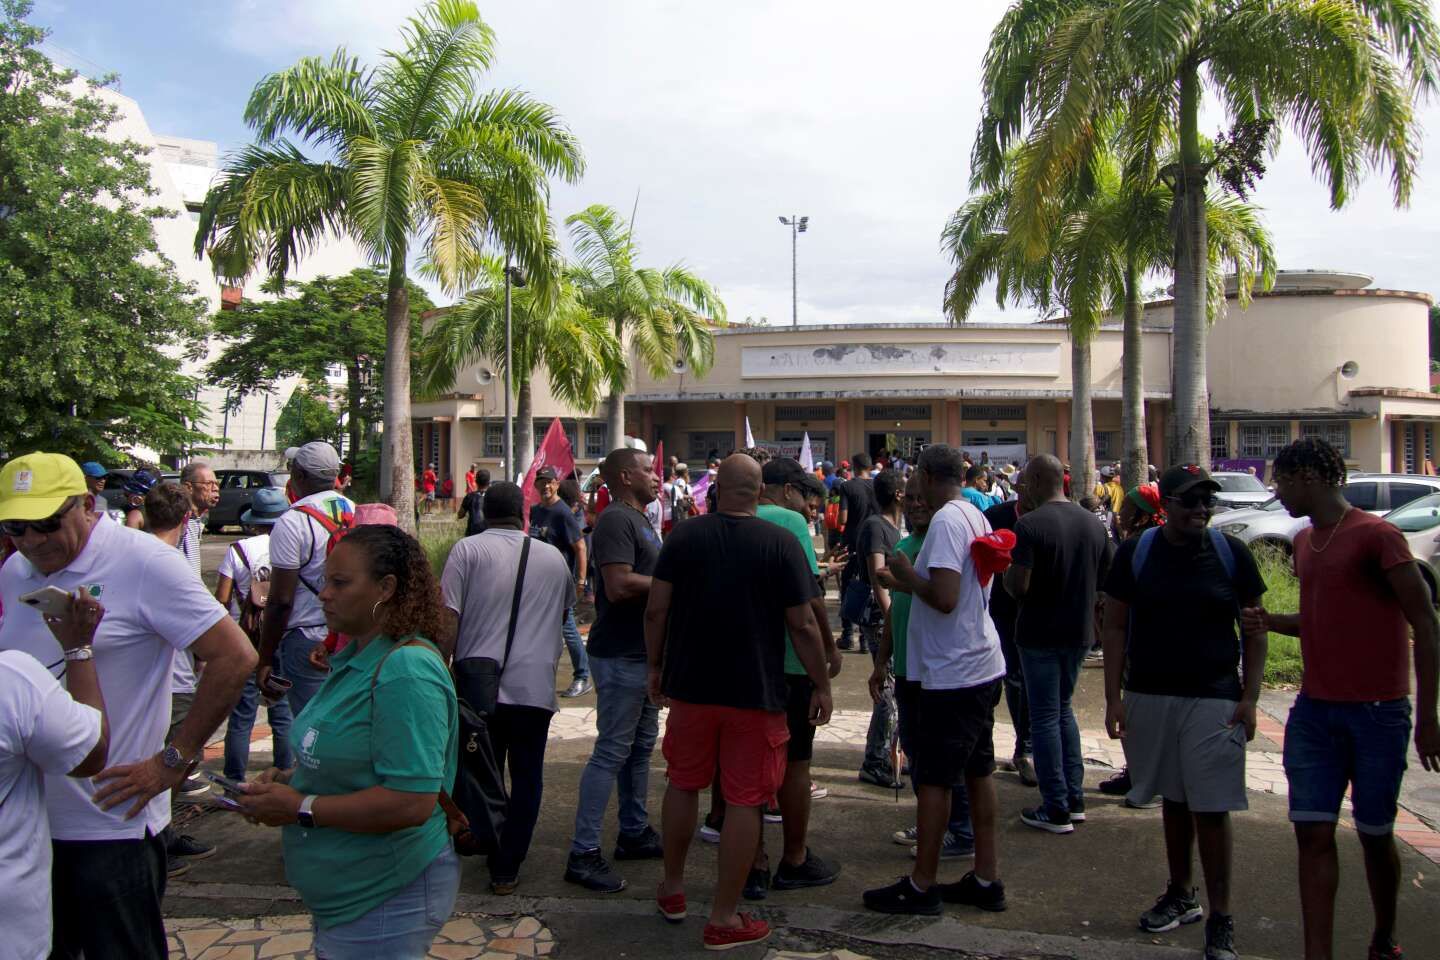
xmin=565 ymin=449 xmax=664 ymax=893
xmin=648 ymin=454 xmax=832 ymax=950
xmin=983 ymin=497 xmax=1033 ymax=784
xmin=531 ymin=466 xmax=591 ymax=697
xmin=836 ymin=452 xmax=879 ymax=650
xmin=1004 ymin=455 xmax=1113 ymax=835
xmin=1100 ymin=465 xmax=1266 ymax=956
xmin=456 ymin=468 xmax=489 ymax=536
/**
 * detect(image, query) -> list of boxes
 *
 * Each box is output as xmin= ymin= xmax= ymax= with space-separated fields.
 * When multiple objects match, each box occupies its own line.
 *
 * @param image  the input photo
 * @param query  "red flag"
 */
xmin=653 ymin=440 xmax=664 ymax=478
xmin=521 ymin=418 xmax=576 ymax=531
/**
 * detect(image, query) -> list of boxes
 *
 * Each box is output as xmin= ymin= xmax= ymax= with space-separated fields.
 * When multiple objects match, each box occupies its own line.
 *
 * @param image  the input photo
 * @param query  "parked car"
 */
xmin=1383 ymin=492 xmax=1440 ymax=566
xmin=207 ymin=470 xmax=290 ymax=533
xmin=1210 ymin=471 xmax=1272 ymax=512
xmin=1212 ymin=474 xmax=1440 ymax=556
xmin=98 ymin=468 xmax=179 ymax=512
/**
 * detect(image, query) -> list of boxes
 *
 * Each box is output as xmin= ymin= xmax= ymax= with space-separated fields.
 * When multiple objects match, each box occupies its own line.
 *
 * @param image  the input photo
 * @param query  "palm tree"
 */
xmin=417 ymin=257 xmax=625 ymax=476
xmin=565 ymin=204 xmax=725 ymax=448
xmin=974 ymin=0 xmax=1439 ymax=465
xmin=193 ymin=0 xmax=583 ymax=528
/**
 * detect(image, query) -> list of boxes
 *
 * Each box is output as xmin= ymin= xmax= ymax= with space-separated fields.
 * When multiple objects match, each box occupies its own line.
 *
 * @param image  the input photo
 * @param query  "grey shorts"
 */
xmin=1123 ymin=692 xmax=1248 ymax=813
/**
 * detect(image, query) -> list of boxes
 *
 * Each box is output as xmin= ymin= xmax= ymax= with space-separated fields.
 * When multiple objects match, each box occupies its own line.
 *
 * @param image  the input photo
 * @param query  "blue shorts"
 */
xmin=1283 ymin=694 xmax=1411 ymax=835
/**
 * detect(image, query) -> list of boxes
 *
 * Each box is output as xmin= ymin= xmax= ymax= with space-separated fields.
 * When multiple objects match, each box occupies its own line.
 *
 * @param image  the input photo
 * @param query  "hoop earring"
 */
xmin=371 ymin=599 xmax=385 ymax=623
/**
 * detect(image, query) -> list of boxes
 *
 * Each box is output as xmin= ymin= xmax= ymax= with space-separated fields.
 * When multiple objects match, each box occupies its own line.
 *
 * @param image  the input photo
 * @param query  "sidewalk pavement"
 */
xmin=169 ymin=655 xmax=1440 ymax=960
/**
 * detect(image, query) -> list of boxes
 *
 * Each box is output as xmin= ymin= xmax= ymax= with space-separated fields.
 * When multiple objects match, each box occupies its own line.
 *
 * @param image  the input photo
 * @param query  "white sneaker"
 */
xmin=699 ymin=823 xmax=721 ymax=844
xmin=892 ymin=825 xmax=918 ymax=845
xmin=809 ymin=782 xmax=828 ymax=800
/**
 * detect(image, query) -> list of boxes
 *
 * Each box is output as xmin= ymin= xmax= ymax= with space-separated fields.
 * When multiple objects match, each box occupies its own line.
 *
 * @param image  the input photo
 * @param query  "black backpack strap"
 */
xmin=502 ymin=537 xmax=531 ymax=670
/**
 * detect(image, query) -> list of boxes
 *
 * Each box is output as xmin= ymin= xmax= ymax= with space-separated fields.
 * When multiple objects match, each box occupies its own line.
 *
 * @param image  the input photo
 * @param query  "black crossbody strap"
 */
xmin=502 ymin=537 xmax=531 ymax=671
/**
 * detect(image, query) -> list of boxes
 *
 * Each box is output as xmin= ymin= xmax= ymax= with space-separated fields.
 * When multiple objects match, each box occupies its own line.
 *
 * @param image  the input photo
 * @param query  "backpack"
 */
xmin=230 ymin=541 xmax=270 ymax=643
xmin=1131 ymin=526 xmax=1236 ymax=581
xmin=293 ymin=497 xmax=356 ymax=596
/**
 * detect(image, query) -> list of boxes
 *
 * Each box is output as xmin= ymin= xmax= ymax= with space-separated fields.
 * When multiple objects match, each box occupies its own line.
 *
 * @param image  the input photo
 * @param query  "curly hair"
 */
xmin=1274 ymin=437 xmax=1346 ymax=488
xmin=737 ymin=446 xmax=772 ymax=465
xmin=341 ymin=525 xmax=445 ymax=643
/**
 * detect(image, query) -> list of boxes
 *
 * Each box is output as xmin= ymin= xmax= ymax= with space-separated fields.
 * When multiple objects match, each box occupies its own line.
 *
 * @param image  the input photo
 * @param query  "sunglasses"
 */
xmin=1167 ymin=492 xmax=1219 ymax=510
xmin=1 ymin=497 xmax=80 ymax=537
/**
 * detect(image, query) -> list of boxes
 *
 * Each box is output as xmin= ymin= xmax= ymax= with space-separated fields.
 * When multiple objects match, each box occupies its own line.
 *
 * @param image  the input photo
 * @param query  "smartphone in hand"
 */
xmin=19 ymin=586 xmax=75 ymax=618
xmin=203 ymin=771 xmax=246 ymax=796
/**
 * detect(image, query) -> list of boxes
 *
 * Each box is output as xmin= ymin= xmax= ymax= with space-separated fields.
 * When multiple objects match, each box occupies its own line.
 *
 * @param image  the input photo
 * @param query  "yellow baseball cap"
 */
xmin=0 ymin=453 xmax=88 ymax=522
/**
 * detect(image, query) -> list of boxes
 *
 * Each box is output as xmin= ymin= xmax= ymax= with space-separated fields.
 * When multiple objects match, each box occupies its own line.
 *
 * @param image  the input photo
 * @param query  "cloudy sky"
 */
xmin=37 ymin=0 xmax=1440 ymax=324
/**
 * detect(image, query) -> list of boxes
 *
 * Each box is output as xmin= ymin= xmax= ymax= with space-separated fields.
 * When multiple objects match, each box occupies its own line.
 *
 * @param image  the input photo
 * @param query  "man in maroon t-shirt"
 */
xmin=1244 ymin=438 xmax=1439 ymax=960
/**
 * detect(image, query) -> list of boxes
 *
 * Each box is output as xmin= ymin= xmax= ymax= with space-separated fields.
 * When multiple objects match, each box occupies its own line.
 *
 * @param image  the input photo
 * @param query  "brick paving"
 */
xmin=162 ymin=913 xmax=555 ymax=959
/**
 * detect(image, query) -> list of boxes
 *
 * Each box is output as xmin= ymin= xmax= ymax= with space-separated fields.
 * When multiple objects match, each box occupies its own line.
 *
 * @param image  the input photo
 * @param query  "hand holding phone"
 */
xmin=203 ymin=771 xmax=247 ymax=796
xmin=20 ymin=586 xmax=75 ymax=619
xmin=22 ymin=587 xmax=104 ymax=649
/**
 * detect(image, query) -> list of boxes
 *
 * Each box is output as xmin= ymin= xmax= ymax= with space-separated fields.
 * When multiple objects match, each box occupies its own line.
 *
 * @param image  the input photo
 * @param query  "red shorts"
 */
xmin=662 ymin=700 xmax=789 ymax=807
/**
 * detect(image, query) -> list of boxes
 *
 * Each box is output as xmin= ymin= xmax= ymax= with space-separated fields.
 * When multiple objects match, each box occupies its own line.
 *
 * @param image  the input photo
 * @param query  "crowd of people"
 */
xmin=0 ymin=435 xmax=1436 ymax=958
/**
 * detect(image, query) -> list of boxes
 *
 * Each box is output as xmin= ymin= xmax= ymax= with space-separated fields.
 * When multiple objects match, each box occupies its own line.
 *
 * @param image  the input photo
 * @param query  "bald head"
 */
xmin=716 ymin=453 xmax=762 ymax=515
xmin=1023 ymin=454 xmax=1066 ymax=501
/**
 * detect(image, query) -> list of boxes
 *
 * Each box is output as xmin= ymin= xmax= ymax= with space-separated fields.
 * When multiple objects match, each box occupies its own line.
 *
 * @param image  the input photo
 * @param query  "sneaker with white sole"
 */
xmin=699 ymin=822 xmax=721 ymax=844
xmin=809 ymin=782 xmax=828 ymax=800
xmin=1020 ymin=805 xmax=1074 ymax=835
xmin=909 ymin=830 xmax=975 ymax=860
xmin=1139 ymin=884 xmax=1203 ymax=933
xmin=892 ymin=825 xmax=918 ymax=846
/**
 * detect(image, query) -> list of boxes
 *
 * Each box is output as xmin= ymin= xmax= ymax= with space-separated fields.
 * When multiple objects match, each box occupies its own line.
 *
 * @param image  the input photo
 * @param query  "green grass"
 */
xmin=1254 ymin=546 xmax=1303 ymax=687
xmin=419 ymin=520 xmax=464 ymax=576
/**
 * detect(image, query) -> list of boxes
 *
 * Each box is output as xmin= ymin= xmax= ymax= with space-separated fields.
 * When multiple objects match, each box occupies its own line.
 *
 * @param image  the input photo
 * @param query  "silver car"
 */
xmin=1211 ymin=471 xmax=1273 ymax=512
xmin=1211 ymin=474 xmax=1440 ymax=555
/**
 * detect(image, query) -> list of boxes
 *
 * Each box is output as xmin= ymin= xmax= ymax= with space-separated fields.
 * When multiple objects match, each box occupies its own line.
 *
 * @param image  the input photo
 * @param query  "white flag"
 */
xmin=799 ymin=432 xmax=814 ymax=471
xmin=744 ymin=416 xmax=755 ymax=449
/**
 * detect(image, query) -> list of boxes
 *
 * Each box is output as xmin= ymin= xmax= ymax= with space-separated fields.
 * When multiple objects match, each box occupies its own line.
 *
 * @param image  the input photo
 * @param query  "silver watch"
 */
xmin=62 ymin=646 xmax=94 ymax=662
xmin=161 ymin=744 xmax=189 ymax=770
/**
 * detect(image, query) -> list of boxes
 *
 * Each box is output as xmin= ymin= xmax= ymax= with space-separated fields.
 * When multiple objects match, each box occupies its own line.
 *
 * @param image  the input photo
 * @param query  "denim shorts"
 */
xmin=312 ymin=845 xmax=461 ymax=959
xmin=1284 ymin=694 xmax=1411 ymax=835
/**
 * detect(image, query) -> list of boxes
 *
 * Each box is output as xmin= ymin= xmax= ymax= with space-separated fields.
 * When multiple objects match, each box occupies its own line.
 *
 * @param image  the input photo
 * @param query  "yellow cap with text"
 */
xmin=0 ymin=453 xmax=88 ymax=522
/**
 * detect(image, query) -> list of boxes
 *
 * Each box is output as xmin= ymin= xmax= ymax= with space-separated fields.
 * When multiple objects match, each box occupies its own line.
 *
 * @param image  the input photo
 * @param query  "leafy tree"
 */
xmin=0 ymin=1 xmax=210 ymax=462
xmin=274 ymin=383 xmax=342 ymax=451
xmin=975 ymin=0 xmax=1439 ymax=465
xmin=1430 ymin=303 xmax=1440 ymax=368
xmin=565 ymin=204 xmax=724 ymax=446
xmin=194 ymin=0 xmax=583 ymax=531
xmin=208 ymin=268 xmax=433 ymax=460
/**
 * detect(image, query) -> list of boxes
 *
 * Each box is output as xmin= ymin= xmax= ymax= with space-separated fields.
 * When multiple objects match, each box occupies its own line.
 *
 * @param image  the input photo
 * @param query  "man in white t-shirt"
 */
xmin=0 ymin=452 xmax=255 ymax=959
xmin=866 ymin=443 xmax=1008 ymax=917
xmin=257 ymin=441 xmax=354 ymax=718
xmin=213 ymin=486 xmax=294 ymax=782
xmin=0 ymin=591 xmax=109 ymax=960
xmin=440 ymin=481 xmax=571 ymax=892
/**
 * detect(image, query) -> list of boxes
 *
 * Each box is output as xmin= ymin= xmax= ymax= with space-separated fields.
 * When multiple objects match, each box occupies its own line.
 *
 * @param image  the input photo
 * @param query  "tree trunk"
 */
xmin=1070 ymin=334 xmax=1096 ymax=503
xmin=516 ymin=377 xmax=535 ymax=478
xmin=346 ymin=359 xmax=363 ymax=463
xmin=1168 ymin=62 xmax=1211 ymax=467
xmin=383 ymin=258 xmax=416 ymax=534
xmin=1120 ymin=254 xmax=1148 ymax=490
xmin=607 ymin=317 xmax=626 ymax=449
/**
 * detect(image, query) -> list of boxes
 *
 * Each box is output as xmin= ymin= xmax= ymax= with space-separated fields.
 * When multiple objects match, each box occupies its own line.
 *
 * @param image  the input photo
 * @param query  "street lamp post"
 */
xmin=777 ymin=215 xmax=808 ymax=327
xmin=502 ymin=254 xmax=527 ymax=482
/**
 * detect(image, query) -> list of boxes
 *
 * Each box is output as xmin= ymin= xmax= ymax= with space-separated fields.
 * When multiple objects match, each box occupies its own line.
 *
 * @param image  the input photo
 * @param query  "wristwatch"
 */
xmin=297 ymin=794 xmax=318 ymax=829
xmin=160 ymin=744 xmax=190 ymax=771
xmin=62 ymin=646 xmax=94 ymax=662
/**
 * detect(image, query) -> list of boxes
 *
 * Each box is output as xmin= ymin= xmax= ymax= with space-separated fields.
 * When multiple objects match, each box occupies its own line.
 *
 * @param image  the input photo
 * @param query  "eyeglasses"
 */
xmin=188 ymin=480 xmax=219 ymax=490
xmin=1 ymin=498 xmax=80 ymax=537
xmin=1167 ymin=492 xmax=1219 ymax=510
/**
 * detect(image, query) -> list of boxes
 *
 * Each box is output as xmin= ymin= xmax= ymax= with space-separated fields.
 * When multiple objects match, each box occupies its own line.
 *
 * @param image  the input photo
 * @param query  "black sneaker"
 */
xmin=1204 ymin=913 xmax=1237 ymax=960
xmin=1069 ymin=798 xmax=1087 ymax=823
xmin=613 ymin=825 xmax=663 ymax=861
xmin=1020 ymin=805 xmax=1074 ymax=834
xmin=564 ymin=849 xmax=627 ymax=893
xmin=862 ymin=876 xmax=942 ymax=916
xmin=836 ymin=636 xmax=856 ymax=652
xmin=938 ymin=870 xmax=1008 ymax=912
xmin=1139 ymin=884 xmax=1203 ymax=933
xmin=742 ymin=866 xmax=770 ymax=901
xmin=166 ymin=855 xmax=190 ymax=880
xmin=772 ymin=849 xmax=841 ymax=890
xmin=1013 ymin=753 xmax=1038 ymax=787
xmin=177 ymin=775 xmax=210 ymax=798
xmin=1099 ymin=768 xmax=1132 ymax=796
xmin=858 ymin=767 xmax=904 ymax=790
xmin=909 ymin=830 xmax=975 ymax=860
xmin=168 ymin=834 xmax=216 ymax=860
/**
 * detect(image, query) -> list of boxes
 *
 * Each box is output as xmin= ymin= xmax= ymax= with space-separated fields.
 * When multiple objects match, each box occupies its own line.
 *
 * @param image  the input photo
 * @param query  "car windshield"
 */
xmin=1256 ymin=496 xmax=1285 ymax=512
xmin=1214 ymin=474 xmax=1268 ymax=493
xmin=271 ymin=474 xmax=289 ymax=488
xmin=1385 ymin=493 xmax=1440 ymax=533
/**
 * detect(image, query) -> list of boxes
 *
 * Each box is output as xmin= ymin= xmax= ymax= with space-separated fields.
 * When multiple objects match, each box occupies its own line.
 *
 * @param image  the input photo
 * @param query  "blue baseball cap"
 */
xmin=80 ymin=461 xmax=107 ymax=478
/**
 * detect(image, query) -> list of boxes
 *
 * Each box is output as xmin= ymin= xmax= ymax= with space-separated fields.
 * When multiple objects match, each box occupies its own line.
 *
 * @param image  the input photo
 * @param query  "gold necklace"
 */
xmin=1309 ymin=507 xmax=1352 ymax=554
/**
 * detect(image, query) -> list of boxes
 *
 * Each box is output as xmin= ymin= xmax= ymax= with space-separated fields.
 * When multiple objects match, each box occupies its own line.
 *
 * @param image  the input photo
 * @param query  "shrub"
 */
xmin=1254 ymin=546 xmax=1303 ymax=686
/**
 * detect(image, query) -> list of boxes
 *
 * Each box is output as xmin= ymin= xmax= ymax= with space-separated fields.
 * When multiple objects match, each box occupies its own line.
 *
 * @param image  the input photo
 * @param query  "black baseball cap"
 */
xmin=1159 ymin=464 xmax=1222 ymax=499
xmin=535 ymin=466 xmax=558 ymax=481
xmin=761 ymin=457 xmax=809 ymax=487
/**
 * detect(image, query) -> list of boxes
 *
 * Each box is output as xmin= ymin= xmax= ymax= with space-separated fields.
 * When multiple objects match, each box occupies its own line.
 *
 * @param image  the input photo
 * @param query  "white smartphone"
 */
xmin=19 ymin=586 xmax=74 ymax=618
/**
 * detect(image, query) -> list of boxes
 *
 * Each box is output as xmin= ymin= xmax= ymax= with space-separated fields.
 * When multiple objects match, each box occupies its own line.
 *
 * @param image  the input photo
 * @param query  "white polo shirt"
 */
xmin=0 ymin=517 xmax=228 ymax=840
xmin=0 ymin=649 xmax=101 ymax=958
xmin=905 ymin=499 xmax=1007 ymax=690
xmin=268 ymin=491 xmax=354 ymax=644
xmin=216 ymin=533 xmax=271 ymax=620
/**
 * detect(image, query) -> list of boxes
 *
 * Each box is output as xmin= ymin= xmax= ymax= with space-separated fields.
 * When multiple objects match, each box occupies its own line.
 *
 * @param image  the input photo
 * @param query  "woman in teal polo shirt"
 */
xmin=239 ymin=525 xmax=460 ymax=959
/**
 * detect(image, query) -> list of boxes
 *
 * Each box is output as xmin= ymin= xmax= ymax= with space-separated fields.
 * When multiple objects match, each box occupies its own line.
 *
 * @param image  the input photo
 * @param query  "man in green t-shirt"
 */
xmin=869 ymin=474 xmax=976 ymax=859
xmin=741 ymin=457 xmax=843 ymax=896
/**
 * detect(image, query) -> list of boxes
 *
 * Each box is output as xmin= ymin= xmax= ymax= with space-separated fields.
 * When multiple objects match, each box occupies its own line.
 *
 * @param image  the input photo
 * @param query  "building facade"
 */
xmin=413 ymin=270 xmax=1437 ymax=483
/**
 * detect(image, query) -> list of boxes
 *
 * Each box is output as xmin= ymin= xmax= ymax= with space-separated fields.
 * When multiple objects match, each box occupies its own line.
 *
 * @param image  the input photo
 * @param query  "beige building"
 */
xmin=413 ymin=270 xmax=1437 ymax=483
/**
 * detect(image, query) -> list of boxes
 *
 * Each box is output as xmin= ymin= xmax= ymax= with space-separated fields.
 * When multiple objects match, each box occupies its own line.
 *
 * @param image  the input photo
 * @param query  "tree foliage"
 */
xmin=208 ymin=268 xmax=433 ymax=457
xmin=274 ymin=383 xmax=342 ymax=452
xmin=0 ymin=1 xmax=210 ymax=461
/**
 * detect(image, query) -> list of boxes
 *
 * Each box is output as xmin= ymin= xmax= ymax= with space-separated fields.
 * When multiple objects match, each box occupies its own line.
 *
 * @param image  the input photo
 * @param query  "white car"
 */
xmin=1211 ymin=474 xmax=1440 ymax=555
xmin=1211 ymin=471 xmax=1273 ymax=512
xmin=1384 ymin=492 xmax=1440 ymax=566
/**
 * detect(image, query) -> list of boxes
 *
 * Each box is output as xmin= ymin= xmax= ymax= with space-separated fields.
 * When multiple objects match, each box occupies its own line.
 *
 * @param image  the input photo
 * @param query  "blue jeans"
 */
xmin=223 ymin=670 xmax=295 ymax=780
xmin=1285 ymin=694 xmax=1412 ymax=834
xmin=563 ymin=608 xmax=589 ymax=682
xmin=1020 ymin=645 xmax=1086 ymax=816
xmin=571 ymin=656 xmax=661 ymax=853
xmin=312 ymin=845 xmax=460 ymax=959
xmin=278 ymin=627 xmax=328 ymax=719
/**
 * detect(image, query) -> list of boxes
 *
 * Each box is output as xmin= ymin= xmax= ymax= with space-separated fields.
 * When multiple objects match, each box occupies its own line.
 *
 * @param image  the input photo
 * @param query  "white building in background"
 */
xmin=95 ymin=87 xmax=367 ymax=467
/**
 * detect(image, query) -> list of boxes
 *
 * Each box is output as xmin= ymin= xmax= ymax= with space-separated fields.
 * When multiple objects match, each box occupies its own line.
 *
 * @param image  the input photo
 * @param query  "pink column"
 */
xmin=1056 ymin=402 xmax=1070 ymax=461
xmin=945 ymin=400 xmax=961 ymax=447
xmin=734 ymin=401 xmax=747 ymax=453
xmin=1148 ymin=404 xmax=1165 ymax=470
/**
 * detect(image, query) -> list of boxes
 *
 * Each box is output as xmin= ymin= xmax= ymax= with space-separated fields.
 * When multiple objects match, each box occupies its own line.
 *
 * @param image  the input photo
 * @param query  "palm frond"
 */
xmin=377 ymin=0 xmax=496 ymax=140
xmin=243 ymin=51 xmax=378 ymax=148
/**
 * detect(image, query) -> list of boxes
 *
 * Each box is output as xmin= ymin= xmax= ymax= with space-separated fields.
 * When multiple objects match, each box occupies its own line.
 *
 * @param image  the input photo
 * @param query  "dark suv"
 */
xmin=98 ymin=469 xmax=179 ymax=512
xmin=208 ymin=470 xmax=290 ymax=533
